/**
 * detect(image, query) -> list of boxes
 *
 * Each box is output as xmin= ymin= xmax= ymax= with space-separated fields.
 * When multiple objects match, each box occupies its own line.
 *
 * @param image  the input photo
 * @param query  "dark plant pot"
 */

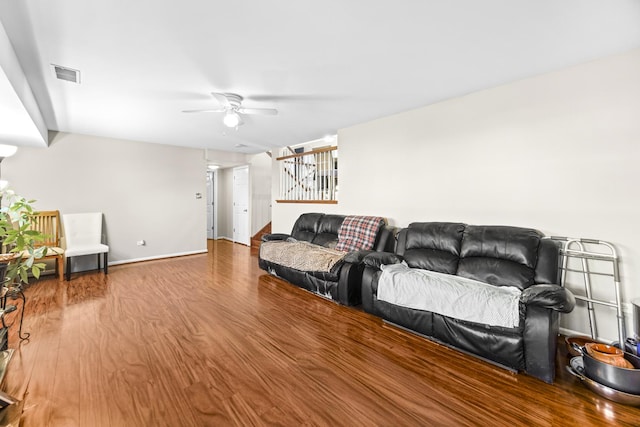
xmin=0 ymin=262 xmax=7 ymax=287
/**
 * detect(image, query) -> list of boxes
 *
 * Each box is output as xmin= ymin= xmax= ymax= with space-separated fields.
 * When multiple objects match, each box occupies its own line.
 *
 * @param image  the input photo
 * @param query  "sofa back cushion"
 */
xmin=291 ymin=213 xmax=394 ymax=251
xmin=335 ymin=216 xmax=387 ymax=252
xmin=457 ymin=225 xmax=543 ymax=290
xmin=291 ymin=213 xmax=323 ymax=242
xmin=312 ymin=214 xmax=345 ymax=247
xmin=399 ymin=222 xmax=465 ymax=274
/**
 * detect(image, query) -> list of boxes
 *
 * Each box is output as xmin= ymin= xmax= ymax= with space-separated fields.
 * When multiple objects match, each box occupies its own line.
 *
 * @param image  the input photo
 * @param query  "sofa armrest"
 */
xmin=261 ymin=233 xmax=291 ymax=242
xmin=342 ymin=250 xmax=376 ymax=264
xmin=373 ymin=225 xmax=399 ymax=252
xmin=521 ymin=284 xmax=576 ymax=313
xmin=363 ymin=252 xmax=404 ymax=270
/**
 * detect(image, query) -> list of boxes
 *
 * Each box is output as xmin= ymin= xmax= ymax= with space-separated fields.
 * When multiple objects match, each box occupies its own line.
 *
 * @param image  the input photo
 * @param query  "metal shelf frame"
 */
xmin=549 ymin=237 xmax=625 ymax=346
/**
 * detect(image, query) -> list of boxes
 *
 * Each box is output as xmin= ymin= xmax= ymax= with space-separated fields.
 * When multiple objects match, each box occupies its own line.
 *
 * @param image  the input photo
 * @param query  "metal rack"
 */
xmin=549 ymin=237 xmax=625 ymax=346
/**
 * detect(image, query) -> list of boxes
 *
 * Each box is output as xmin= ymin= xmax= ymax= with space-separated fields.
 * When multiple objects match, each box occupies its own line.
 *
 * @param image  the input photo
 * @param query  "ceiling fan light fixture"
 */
xmin=0 ymin=144 xmax=18 ymax=158
xmin=223 ymin=111 xmax=240 ymax=128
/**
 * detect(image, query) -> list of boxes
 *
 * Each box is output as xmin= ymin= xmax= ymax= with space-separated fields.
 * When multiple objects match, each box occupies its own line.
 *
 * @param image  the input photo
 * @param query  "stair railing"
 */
xmin=276 ymin=146 xmax=338 ymax=203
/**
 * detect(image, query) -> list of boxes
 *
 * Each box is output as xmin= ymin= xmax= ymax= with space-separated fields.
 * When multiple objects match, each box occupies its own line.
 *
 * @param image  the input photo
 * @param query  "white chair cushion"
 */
xmin=65 ymin=243 xmax=109 ymax=258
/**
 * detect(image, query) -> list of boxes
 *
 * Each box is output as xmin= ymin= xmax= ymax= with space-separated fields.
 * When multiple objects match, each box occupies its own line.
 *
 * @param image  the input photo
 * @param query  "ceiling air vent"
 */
xmin=52 ymin=64 xmax=80 ymax=83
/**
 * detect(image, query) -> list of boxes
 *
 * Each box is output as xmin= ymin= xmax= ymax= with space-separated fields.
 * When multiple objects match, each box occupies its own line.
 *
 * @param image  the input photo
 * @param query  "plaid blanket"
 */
xmin=335 ymin=216 xmax=386 ymax=252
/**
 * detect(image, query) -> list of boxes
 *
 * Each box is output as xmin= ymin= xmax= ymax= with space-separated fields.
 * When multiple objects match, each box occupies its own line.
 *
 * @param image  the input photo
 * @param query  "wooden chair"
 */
xmin=24 ymin=210 xmax=65 ymax=281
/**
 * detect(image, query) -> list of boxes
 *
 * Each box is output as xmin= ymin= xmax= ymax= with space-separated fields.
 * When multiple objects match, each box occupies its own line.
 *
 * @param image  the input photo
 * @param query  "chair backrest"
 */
xmin=29 ymin=210 xmax=62 ymax=248
xmin=63 ymin=213 xmax=104 ymax=247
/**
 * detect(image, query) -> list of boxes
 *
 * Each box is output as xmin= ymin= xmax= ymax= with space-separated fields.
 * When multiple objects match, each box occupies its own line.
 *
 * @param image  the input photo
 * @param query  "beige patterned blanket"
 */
xmin=260 ymin=240 xmax=346 ymax=272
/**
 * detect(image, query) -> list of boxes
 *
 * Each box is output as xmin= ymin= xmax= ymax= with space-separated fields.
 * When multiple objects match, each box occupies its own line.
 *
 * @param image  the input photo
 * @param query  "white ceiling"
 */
xmin=1 ymin=0 xmax=640 ymax=154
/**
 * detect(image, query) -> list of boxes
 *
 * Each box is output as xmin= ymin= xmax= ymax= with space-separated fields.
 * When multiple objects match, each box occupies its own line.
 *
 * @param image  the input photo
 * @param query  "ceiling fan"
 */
xmin=182 ymin=92 xmax=278 ymax=128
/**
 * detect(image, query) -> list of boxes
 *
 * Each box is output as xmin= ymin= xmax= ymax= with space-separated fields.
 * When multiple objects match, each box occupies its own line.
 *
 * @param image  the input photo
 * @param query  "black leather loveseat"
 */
xmin=259 ymin=213 xmax=396 ymax=306
xmin=361 ymin=222 xmax=575 ymax=383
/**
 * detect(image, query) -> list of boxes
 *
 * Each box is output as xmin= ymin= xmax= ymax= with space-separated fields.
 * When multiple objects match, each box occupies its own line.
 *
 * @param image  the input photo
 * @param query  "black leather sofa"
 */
xmin=361 ymin=222 xmax=575 ymax=383
xmin=259 ymin=213 xmax=396 ymax=306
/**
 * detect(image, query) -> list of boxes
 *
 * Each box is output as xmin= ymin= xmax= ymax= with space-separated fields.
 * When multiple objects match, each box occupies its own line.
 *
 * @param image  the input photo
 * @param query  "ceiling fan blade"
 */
xmin=182 ymin=108 xmax=226 ymax=113
xmin=211 ymin=92 xmax=232 ymax=108
xmin=248 ymin=94 xmax=338 ymax=102
xmin=238 ymin=107 xmax=278 ymax=116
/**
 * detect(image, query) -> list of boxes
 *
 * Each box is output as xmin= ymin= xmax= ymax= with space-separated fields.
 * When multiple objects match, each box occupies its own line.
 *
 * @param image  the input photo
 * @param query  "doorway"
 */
xmin=232 ymin=165 xmax=250 ymax=245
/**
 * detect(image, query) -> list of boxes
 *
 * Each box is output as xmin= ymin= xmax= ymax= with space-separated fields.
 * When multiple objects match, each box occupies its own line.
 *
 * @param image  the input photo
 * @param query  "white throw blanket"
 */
xmin=377 ymin=263 xmax=522 ymax=328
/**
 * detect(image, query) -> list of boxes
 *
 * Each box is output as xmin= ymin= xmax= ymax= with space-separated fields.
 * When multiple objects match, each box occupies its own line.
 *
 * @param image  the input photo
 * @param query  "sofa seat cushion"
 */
xmin=260 ymin=240 xmax=346 ymax=273
xmin=376 ymin=263 xmax=522 ymax=328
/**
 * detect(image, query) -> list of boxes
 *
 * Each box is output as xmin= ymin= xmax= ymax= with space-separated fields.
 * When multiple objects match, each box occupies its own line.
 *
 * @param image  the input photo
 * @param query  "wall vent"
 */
xmin=52 ymin=64 xmax=80 ymax=83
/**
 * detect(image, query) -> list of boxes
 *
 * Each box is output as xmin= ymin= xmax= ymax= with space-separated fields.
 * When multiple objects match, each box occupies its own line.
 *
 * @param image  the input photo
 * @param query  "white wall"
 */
xmin=0 ymin=19 xmax=47 ymax=147
xmin=5 ymin=132 xmax=274 ymax=259
xmin=271 ymin=48 xmax=640 ymax=342
xmin=4 ymin=132 xmax=207 ymax=266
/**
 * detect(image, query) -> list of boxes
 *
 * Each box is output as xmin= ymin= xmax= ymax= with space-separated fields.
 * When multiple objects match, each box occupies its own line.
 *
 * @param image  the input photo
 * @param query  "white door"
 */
xmin=233 ymin=166 xmax=250 ymax=245
xmin=206 ymin=170 xmax=216 ymax=239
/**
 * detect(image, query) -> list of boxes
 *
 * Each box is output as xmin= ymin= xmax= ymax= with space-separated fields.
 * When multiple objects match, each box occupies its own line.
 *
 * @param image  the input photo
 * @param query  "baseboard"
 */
xmin=559 ymin=327 xmax=588 ymax=338
xmin=558 ymin=326 xmax=624 ymax=344
xmin=217 ymin=236 xmax=250 ymax=247
xmin=108 ymin=250 xmax=208 ymax=266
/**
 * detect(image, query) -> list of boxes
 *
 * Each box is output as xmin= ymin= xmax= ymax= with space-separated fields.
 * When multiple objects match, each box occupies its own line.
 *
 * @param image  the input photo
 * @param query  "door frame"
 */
xmin=232 ymin=165 xmax=250 ymax=246
xmin=206 ymin=168 xmax=218 ymax=240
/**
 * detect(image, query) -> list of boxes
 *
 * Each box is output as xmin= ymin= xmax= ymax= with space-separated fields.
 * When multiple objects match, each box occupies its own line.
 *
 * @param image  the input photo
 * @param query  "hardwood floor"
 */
xmin=1 ymin=239 xmax=639 ymax=426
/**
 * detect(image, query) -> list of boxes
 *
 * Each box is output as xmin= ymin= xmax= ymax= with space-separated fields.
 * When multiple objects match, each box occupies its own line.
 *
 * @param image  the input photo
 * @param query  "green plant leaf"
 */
xmin=1 ymin=189 xmax=48 ymax=286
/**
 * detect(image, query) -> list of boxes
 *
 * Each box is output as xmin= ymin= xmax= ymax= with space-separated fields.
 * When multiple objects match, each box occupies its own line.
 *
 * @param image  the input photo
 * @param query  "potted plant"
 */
xmin=0 ymin=188 xmax=47 ymax=288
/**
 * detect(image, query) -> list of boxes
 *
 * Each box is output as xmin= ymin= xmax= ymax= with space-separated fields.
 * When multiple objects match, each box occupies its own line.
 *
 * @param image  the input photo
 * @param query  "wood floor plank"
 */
xmin=1 ymin=239 xmax=639 ymax=426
